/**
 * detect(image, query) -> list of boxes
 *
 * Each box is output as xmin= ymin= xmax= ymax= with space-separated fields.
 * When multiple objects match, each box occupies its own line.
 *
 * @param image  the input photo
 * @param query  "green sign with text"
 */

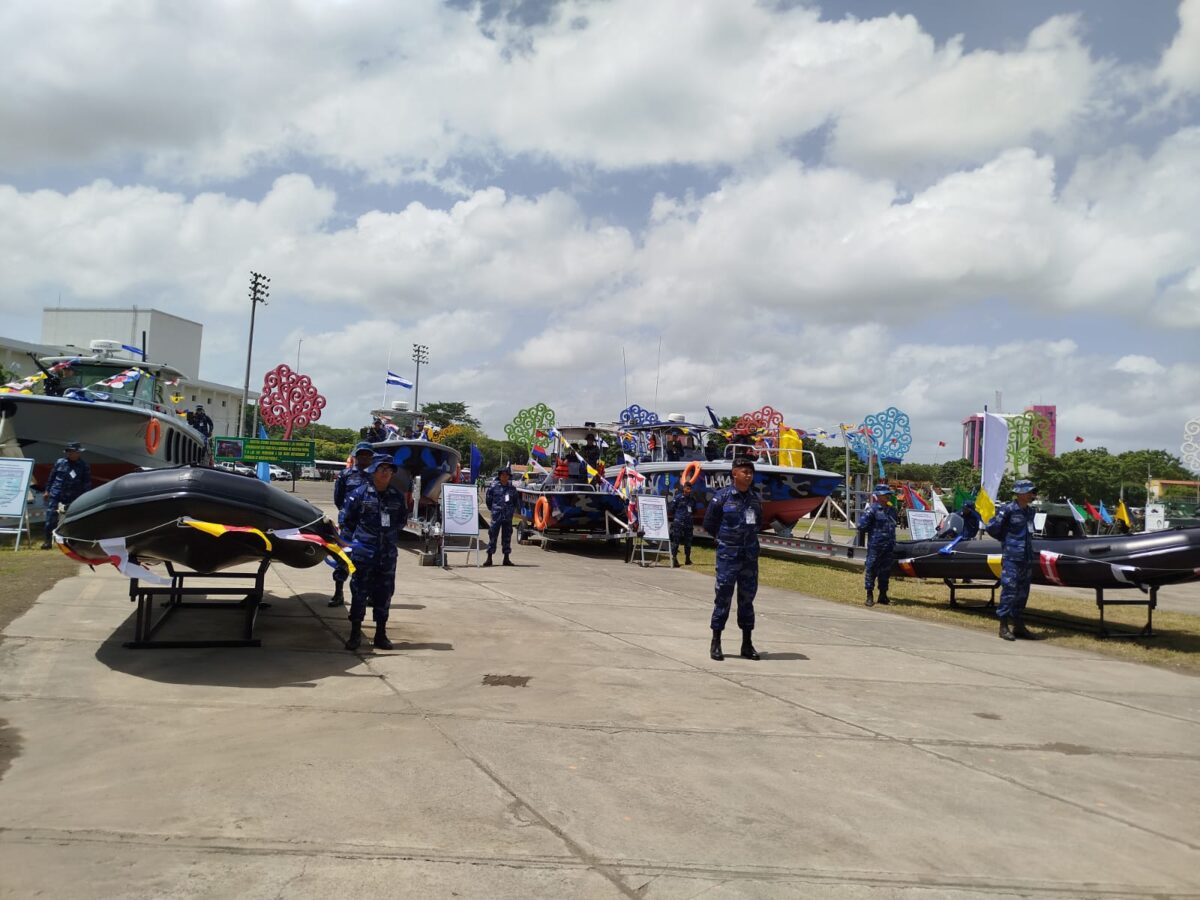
xmin=212 ymin=436 xmax=316 ymax=464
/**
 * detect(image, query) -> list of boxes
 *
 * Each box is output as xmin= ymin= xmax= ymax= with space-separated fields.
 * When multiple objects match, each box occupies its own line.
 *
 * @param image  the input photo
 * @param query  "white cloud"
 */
xmin=1113 ymin=355 xmax=1166 ymax=376
xmin=1156 ymin=0 xmax=1200 ymax=100
xmin=0 ymin=0 xmax=1121 ymax=182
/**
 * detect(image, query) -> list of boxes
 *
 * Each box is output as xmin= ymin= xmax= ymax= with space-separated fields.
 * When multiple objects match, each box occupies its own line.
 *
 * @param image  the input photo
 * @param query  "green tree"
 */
xmin=420 ymin=401 xmax=481 ymax=429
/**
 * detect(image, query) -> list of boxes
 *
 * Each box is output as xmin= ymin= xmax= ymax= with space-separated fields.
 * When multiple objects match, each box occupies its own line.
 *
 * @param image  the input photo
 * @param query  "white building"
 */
xmin=2 ymin=307 xmax=255 ymax=438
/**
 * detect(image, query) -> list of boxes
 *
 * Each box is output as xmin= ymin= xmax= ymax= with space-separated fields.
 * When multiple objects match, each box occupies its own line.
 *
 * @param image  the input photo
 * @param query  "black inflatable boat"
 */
xmin=55 ymin=466 xmax=344 ymax=574
xmin=892 ymin=527 xmax=1200 ymax=589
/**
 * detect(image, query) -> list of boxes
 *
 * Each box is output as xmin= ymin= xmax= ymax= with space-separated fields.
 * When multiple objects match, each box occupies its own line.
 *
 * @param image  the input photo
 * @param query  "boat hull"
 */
xmin=56 ymin=466 xmax=340 ymax=573
xmin=370 ymin=439 xmax=461 ymax=511
xmin=516 ymin=485 xmax=629 ymax=538
xmin=892 ymin=528 xmax=1200 ymax=589
xmin=636 ymin=461 xmax=842 ymax=532
xmin=0 ymin=394 xmax=208 ymax=489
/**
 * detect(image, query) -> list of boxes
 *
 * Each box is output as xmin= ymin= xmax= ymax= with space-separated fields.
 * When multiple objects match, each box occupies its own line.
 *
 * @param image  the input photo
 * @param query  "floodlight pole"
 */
xmin=238 ymin=271 xmax=270 ymax=437
xmin=412 ymin=343 xmax=429 ymax=416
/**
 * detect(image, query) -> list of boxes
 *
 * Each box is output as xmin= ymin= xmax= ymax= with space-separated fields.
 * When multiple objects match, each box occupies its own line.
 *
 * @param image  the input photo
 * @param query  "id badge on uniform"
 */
xmin=504 ymin=493 xmax=511 ymax=503
xmin=744 ymin=509 xmax=755 ymax=525
xmin=69 ymin=470 xmax=77 ymax=479
xmin=381 ymin=511 xmax=391 ymax=527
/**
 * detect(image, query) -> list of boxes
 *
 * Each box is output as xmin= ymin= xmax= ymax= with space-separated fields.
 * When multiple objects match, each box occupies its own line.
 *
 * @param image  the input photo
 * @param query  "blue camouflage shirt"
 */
xmin=985 ymin=501 xmax=1036 ymax=564
xmin=857 ymin=501 xmax=898 ymax=549
xmin=703 ymin=485 xmax=762 ymax=549
xmin=45 ymin=457 xmax=91 ymax=504
xmin=342 ymin=483 xmax=409 ymax=560
xmin=485 ymin=479 xmax=520 ymax=518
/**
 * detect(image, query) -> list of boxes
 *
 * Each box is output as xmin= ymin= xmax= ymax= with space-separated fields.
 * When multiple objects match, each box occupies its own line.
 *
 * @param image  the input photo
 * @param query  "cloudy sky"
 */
xmin=3 ymin=0 xmax=1199 ymax=462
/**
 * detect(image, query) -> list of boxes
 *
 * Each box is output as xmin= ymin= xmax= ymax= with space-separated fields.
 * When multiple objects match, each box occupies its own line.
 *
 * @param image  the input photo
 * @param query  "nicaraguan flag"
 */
xmin=386 ymin=371 xmax=413 ymax=389
xmin=120 ymin=344 xmax=145 ymax=357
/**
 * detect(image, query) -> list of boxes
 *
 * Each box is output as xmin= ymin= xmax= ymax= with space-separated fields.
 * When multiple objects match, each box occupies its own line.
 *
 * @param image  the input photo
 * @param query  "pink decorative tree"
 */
xmin=259 ymin=364 xmax=326 ymax=440
xmin=734 ymin=405 xmax=784 ymax=435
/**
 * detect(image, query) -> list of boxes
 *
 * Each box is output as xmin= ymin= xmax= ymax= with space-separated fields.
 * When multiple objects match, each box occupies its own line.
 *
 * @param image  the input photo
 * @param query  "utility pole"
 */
xmin=239 ymin=271 xmax=270 ymax=437
xmin=412 ymin=343 xmax=429 ymax=417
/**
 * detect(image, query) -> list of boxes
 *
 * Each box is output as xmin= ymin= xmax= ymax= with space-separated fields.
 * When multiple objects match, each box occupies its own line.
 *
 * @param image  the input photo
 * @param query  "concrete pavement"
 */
xmin=1 ymin=534 xmax=1199 ymax=898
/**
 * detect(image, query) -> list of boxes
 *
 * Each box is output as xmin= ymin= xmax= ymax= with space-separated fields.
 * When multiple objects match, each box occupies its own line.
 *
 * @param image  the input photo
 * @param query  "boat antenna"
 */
xmin=653 ymin=336 xmax=662 ymax=411
xmin=622 ymin=346 xmax=629 ymax=409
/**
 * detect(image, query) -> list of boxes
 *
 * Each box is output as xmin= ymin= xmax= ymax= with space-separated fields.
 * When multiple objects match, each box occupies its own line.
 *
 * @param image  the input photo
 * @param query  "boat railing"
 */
xmin=723 ymin=444 xmax=819 ymax=470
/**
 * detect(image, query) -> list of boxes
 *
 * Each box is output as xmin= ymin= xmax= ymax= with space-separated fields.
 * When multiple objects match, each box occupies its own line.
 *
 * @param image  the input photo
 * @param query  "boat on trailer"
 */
xmin=0 ymin=339 xmax=209 ymax=489
xmin=368 ymin=437 xmax=461 ymax=526
xmin=620 ymin=419 xmax=843 ymax=534
xmin=512 ymin=425 xmax=632 ymax=543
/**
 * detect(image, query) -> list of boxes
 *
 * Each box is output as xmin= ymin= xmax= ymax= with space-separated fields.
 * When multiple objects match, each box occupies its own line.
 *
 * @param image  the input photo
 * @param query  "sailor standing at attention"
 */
xmin=328 ymin=441 xmax=375 ymax=606
xmin=669 ymin=479 xmax=697 ymax=568
xmin=42 ymin=442 xmax=91 ymax=549
xmin=483 ymin=467 xmax=518 ymax=567
xmin=960 ymin=499 xmax=983 ymax=541
xmin=703 ymin=456 xmax=762 ymax=661
xmin=341 ymin=455 xmax=409 ymax=651
xmin=986 ymin=479 xmax=1040 ymax=642
xmin=857 ymin=485 xmax=898 ymax=607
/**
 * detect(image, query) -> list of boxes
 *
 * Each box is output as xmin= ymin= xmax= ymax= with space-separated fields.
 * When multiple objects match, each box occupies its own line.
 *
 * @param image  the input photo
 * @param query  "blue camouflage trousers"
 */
xmin=487 ymin=517 xmax=513 ymax=555
xmin=864 ymin=542 xmax=895 ymax=595
xmin=711 ymin=543 xmax=758 ymax=631
xmin=670 ymin=522 xmax=693 ymax=559
xmin=349 ymin=552 xmax=397 ymax=624
xmin=997 ymin=555 xmax=1032 ymax=621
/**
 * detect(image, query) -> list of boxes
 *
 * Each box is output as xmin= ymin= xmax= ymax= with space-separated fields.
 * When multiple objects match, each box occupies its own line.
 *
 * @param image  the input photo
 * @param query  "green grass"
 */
xmin=0 ymin=545 xmax=85 ymax=634
xmin=686 ymin=545 xmax=1200 ymax=675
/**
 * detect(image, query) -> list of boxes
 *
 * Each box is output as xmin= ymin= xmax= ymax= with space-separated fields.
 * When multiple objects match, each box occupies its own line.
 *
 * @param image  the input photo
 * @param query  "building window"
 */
xmin=207 ymin=398 xmax=212 ymax=405
xmin=191 ymin=394 xmax=197 ymax=402
xmin=221 ymin=400 xmax=227 ymax=407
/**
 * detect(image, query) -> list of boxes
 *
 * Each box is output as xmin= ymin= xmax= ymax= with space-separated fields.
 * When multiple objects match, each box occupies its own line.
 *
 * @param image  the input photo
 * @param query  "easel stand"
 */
xmin=1094 ymin=585 xmax=1156 ymax=639
xmin=633 ymin=535 xmax=672 ymax=567
xmin=0 ymin=511 xmax=31 ymax=550
xmin=440 ymin=533 xmax=482 ymax=568
xmin=944 ymin=578 xmax=999 ymax=609
xmin=124 ymin=558 xmax=271 ymax=649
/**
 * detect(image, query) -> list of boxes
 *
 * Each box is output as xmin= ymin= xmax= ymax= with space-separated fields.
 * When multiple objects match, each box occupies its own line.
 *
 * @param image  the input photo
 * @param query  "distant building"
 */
xmin=1 ymin=306 xmax=254 ymax=438
xmin=962 ymin=405 xmax=1057 ymax=469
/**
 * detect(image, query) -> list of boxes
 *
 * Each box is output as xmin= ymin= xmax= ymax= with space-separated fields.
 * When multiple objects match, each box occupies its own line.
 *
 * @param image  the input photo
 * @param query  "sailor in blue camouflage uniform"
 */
xmin=960 ymin=499 xmax=983 ymax=541
xmin=41 ymin=442 xmax=91 ymax=549
xmin=856 ymin=484 xmax=898 ymax=607
xmin=483 ymin=467 xmax=518 ymax=567
xmin=702 ymin=456 xmax=762 ymax=661
xmin=985 ymin=479 xmax=1040 ymax=641
xmin=328 ymin=441 xmax=375 ymax=606
xmin=669 ymin=480 xmax=697 ymax=568
xmin=340 ymin=454 xmax=409 ymax=650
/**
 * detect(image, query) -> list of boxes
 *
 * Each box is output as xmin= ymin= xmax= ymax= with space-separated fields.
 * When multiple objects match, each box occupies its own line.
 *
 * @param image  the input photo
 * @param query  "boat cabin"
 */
xmin=37 ymin=353 xmax=182 ymax=415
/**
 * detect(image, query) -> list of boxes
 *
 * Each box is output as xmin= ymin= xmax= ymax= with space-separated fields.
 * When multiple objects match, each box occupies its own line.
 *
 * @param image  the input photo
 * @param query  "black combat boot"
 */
xmin=709 ymin=628 xmax=724 ymax=661
xmin=998 ymin=617 xmax=1016 ymax=641
xmin=502 ymin=554 xmax=514 ymax=566
xmin=327 ymin=585 xmax=344 ymax=607
xmin=877 ymin=593 xmax=890 ymax=605
xmin=1011 ymin=619 xmax=1039 ymax=640
xmin=684 ymin=552 xmax=692 ymax=565
xmin=865 ymin=590 xmax=875 ymax=608
xmin=345 ymin=621 xmax=363 ymax=650
xmin=672 ymin=555 xmax=681 ymax=568
xmin=40 ymin=538 xmax=52 ymax=550
xmin=483 ymin=552 xmax=494 ymax=567
xmin=740 ymin=629 xmax=760 ymax=660
xmin=373 ymin=622 xmax=394 ymax=650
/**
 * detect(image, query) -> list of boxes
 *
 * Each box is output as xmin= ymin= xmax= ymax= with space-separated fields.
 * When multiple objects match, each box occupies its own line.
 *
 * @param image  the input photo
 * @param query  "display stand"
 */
xmin=440 ymin=483 xmax=482 ymax=568
xmin=0 ymin=458 xmax=35 ymax=551
xmin=943 ymin=577 xmax=999 ymax=609
xmin=124 ymin=558 xmax=271 ymax=649
xmin=632 ymin=495 xmax=672 ymax=568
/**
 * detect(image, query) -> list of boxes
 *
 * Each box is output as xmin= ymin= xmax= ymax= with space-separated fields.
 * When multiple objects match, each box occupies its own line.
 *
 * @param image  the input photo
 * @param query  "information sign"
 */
xmin=0 ymin=458 xmax=35 ymax=518
xmin=212 ymin=436 xmax=316 ymax=464
xmin=907 ymin=510 xmax=939 ymax=541
xmin=442 ymin=484 xmax=480 ymax=537
xmin=638 ymin=495 xmax=670 ymax=542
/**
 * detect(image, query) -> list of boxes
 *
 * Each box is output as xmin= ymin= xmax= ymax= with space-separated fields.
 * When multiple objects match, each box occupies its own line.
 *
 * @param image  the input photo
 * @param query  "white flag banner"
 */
xmin=981 ymin=413 xmax=1009 ymax=499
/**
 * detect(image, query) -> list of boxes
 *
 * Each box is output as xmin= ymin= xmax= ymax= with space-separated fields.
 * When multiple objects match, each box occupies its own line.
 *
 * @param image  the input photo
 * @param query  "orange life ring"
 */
xmin=533 ymin=496 xmax=551 ymax=530
xmin=145 ymin=418 xmax=162 ymax=455
xmin=681 ymin=461 xmax=702 ymax=486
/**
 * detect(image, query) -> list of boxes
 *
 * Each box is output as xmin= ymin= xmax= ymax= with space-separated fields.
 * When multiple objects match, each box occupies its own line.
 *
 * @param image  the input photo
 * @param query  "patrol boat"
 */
xmin=368 ymin=437 xmax=461 ymax=523
xmin=620 ymin=419 xmax=843 ymax=534
xmin=0 ymin=339 xmax=209 ymax=489
xmin=513 ymin=425 xmax=631 ymax=542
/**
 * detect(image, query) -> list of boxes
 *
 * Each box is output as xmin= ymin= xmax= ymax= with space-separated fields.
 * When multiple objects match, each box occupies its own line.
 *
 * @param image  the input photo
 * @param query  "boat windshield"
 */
xmin=56 ymin=363 xmax=161 ymax=409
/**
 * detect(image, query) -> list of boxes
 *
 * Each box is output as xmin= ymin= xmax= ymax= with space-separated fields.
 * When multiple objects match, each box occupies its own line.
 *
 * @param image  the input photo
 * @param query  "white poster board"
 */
xmin=441 ymin=484 xmax=480 ymax=537
xmin=907 ymin=510 xmax=939 ymax=541
xmin=638 ymin=495 xmax=671 ymax=542
xmin=0 ymin=457 xmax=35 ymax=518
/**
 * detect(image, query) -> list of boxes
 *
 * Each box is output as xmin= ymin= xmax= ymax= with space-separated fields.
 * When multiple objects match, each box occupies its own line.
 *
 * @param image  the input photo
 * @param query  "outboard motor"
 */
xmin=936 ymin=512 xmax=964 ymax=540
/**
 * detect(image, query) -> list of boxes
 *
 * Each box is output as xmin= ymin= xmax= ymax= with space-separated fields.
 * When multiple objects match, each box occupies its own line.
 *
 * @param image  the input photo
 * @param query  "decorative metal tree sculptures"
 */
xmin=258 ymin=364 xmax=326 ymax=440
xmin=618 ymin=404 xmax=661 ymax=427
xmin=734 ymin=405 xmax=784 ymax=434
xmin=846 ymin=406 xmax=912 ymax=464
xmin=1183 ymin=416 xmax=1200 ymax=474
xmin=504 ymin=403 xmax=556 ymax=449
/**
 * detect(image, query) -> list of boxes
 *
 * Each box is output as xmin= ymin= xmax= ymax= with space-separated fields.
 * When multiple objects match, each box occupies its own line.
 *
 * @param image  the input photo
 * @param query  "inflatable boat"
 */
xmin=55 ymin=466 xmax=345 ymax=574
xmin=892 ymin=527 xmax=1200 ymax=589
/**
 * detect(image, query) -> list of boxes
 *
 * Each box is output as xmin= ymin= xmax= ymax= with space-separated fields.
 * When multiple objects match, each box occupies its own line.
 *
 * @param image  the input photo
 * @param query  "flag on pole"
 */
xmin=469 ymin=445 xmax=482 ymax=483
xmin=706 ymin=406 xmax=720 ymax=427
xmin=1084 ymin=501 xmax=1102 ymax=522
xmin=1115 ymin=499 xmax=1132 ymax=528
xmin=120 ymin=344 xmax=145 ymax=357
xmin=981 ymin=412 xmax=1009 ymax=503
xmin=1066 ymin=499 xmax=1086 ymax=524
xmin=975 ymin=487 xmax=996 ymax=523
xmin=531 ymin=444 xmax=548 ymax=462
xmin=386 ymin=371 xmax=413 ymax=389
xmin=1074 ymin=435 xmax=1084 ymax=443
xmin=937 ymin=440 xmax=946 ymax=447
xmin=1097 ymin=500 xmax=1113 ymax=525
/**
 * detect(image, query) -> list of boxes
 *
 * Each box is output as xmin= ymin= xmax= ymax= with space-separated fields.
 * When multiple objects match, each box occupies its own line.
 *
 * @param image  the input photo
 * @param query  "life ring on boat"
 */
xmin=681 ymin=461 xmax=702 ymax=486
xmin=144 ymin=418 xmax=162 ymax=455
xmin=533 ymin=496 xmax=551 ymax=530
